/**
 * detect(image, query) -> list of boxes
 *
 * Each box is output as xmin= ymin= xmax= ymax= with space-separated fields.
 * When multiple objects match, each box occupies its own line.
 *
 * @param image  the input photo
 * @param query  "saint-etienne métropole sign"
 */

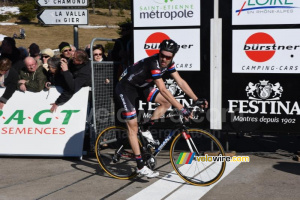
xmin=36 ymin=0 xmax=89 ymax=25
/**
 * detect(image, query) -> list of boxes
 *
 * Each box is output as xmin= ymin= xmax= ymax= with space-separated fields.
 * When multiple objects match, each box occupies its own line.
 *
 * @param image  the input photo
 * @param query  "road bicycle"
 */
xmin=95 ymin=106 xmax=226 ymax=186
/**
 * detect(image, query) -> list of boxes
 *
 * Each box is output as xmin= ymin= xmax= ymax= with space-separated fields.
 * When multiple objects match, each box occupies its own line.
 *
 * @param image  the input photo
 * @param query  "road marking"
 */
xmin=128 ymin=162 xmax=241 ymax=200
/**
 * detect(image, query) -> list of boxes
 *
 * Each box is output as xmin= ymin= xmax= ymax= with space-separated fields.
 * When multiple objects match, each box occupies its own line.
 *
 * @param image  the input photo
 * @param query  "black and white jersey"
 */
xmin=119 ymin=54 xmax=176 ymax=87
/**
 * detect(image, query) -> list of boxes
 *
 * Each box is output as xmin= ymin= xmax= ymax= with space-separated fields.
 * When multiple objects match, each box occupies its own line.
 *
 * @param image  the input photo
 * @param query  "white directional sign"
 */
xmin=36 ymin=0 xmax=89 ymax=7
xmin=37 ymin=9 xmax=88 ymax=25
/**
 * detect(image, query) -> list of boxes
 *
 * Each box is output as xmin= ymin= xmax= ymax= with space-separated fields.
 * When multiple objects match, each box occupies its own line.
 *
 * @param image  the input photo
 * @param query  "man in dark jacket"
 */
xmin=50 ymin=49 xmax=91 ymax=112
xmin=18 ymin=57 xmax=47 ymax=92
xmin=0 ymin=37 xmax=25 ymax=72
xmin=0 ymin=58 xmax=18 ymax=109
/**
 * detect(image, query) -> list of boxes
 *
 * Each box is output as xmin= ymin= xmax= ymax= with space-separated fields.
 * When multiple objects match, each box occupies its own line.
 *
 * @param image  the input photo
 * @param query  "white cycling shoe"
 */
xmin=141 ymin=130 xmax=160 ymax=146
xmin=136 ymin=166 xmax=159 ymax=178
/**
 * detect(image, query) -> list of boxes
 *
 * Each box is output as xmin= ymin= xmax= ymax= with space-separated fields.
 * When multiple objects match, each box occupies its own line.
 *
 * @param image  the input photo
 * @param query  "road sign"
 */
xmin=36 ymin=0 xmax=89 ymax=7
xmin=37 ymin=9 xmax=88 ymax=25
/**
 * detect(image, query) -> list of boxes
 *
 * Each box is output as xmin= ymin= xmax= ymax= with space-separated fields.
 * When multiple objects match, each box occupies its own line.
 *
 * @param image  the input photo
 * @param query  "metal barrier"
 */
xmin=89 ymin=38 xmax=120 ymax=148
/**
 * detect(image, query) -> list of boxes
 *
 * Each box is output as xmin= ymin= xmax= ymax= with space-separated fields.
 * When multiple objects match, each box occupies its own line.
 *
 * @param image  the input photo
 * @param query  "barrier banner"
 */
xmin=0 ymin=87 xmax=89 ymax=157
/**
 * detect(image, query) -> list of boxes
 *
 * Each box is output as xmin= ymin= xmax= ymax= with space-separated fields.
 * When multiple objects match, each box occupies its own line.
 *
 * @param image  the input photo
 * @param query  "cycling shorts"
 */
xmin=115 ymin=81 xmax=159 ymax=120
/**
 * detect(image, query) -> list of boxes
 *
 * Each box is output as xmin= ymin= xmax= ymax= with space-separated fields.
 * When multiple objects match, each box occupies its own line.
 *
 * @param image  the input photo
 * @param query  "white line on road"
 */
xmin=127 ymin=162 xmax=241 ymax=200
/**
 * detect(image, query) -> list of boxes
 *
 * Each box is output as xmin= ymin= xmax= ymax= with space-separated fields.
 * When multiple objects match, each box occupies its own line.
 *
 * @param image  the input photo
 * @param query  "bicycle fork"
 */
xmin=182 ymin=131 xmax=200 ymax=156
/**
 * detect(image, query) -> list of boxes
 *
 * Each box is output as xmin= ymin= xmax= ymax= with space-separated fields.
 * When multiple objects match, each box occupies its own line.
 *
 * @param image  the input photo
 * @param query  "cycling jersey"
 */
xmin=116 ymin=54 xmax=176 ymax=120
xmin=119 ymin=54 xmax=176 ymax=87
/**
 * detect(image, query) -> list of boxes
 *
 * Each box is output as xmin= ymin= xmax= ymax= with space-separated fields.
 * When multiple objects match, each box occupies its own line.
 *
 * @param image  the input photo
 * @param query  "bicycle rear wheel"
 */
xmin=170 ymin=129 xmax=226 ymax=186
xmin=95 ymin=126 xmax=138 ymax=180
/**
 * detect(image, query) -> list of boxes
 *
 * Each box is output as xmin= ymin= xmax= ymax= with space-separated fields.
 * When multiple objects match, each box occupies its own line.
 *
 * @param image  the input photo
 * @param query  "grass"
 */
xmin=1 ymin=8 xmax=131 ymax=50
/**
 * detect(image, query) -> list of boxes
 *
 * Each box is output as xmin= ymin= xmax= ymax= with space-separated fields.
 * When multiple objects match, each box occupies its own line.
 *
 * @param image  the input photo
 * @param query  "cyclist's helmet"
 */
xmin=159 ymin=39 xmax=179 ymax=55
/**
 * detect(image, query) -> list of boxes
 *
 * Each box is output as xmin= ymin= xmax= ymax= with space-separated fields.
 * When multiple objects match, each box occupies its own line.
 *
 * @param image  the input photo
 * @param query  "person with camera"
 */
xmin=49 ymin=49 xmax=91 ymax=112
xmin=45 ymin=57 xmax=74 ymax=113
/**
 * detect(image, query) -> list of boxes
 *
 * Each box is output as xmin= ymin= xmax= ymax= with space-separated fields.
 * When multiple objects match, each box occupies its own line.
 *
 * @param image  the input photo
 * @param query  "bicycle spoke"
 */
xmin=170 ymin=129 xmax=226 ymax=186
xmin=95 ymin=127 xmax=138 ymax=179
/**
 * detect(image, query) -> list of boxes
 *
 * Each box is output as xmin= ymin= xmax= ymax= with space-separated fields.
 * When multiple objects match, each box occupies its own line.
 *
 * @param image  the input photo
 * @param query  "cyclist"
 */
xmin=115 ymin=39 xmax=208 ymax=178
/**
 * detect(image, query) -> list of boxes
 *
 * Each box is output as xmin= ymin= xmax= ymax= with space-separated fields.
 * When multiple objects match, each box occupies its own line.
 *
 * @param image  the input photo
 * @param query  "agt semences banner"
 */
xmin=0 ymin=87 xmax=89 ymax=157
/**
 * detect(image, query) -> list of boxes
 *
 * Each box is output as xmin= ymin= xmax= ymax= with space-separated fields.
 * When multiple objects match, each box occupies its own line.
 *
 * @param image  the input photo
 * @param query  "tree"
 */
xmin=18 ymin=3 xmax=36 ymax=22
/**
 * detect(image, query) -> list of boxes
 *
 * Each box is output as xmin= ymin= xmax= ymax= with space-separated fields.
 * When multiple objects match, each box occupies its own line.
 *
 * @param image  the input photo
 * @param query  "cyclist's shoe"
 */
xmin=141 ymin=130 xmax=160 ymax=146
xmin=136 ymin=166 xmax=159 ymax=178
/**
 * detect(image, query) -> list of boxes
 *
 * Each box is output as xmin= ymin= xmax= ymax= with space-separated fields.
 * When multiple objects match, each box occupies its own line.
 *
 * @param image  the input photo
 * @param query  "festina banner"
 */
xmin=232 ymin=0 xmax=300 ymax=25
xmin=134 ymin=29 xmax=201 ymax=71
xmin=224 ymin=77 xmax=300 ymax=132
xmin=232 ymin=29 xmax=300 ymax=74
xmin=133 ymin=0 xmax=201 ymax=27
xmin=0 ymin=87 xmax=89 ymax=157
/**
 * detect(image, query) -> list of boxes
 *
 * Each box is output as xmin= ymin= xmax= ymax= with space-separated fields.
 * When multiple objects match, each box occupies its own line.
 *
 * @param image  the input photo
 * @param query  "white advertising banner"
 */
xmin=232 ymin=29 xmax=300 ymax=73
xmin=232 ymin=0 xmax=300 ymax=25
xmin=133 ymin=0 xmax=201 ymax=27
xmin=0 ymin=87 xmax=89 ymax=157
xmin=134 ymin=29 xmax=201 ymax=71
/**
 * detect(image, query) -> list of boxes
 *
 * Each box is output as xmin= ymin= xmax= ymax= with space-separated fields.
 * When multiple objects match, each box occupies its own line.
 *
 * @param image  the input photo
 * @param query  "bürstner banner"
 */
xmin=232 ymin=29 xmax=300 ymax=73
xmin=232 ymin=0 xmax=300 ymax=25
xmin=0 ymin=87 xmax=89 ymax=157
xmin=133 ymin=0 xmax=201 ymax=27
xmin=134 ymin=29 xmax=201 ymax=71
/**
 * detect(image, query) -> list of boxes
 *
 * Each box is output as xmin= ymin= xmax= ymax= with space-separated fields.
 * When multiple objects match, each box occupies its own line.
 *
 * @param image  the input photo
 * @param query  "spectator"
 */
xmin=28 ymin=43 xmax=40 ymax=58
xmin=40 ymin=48 xmax=54 ymax=71
xmin=70 ymin=44 xmax=76 ymax=58
xmin=28 ymin=43 xmax=42 ymax=67
xmin=45 ymin=57 xmax=66 ymax=89
xmin=50 ymin=49 xmax=91 ymax=112
xmin=18 ymin=57 xmax=47 ymax=92
xmin=45 ymin=57 xmax=73 ymax=113
xmin=0 ymin=58 xmax=18 ymax=110
xmin=20 ymin=28 xmax=26 ymax=39
xmin=18 ymin=47 xmax=29 ymax=60
xmin=93 ymin=45 xmax=109 ymax=84
xmin=110 ymin=22 xmax=133 ymax=78
xmin=59 ymin=42 xmax=72 ymax=61
xmin=0 ymin=37 xmax=24 ymax=72
xmin=93 ymin=45 xmax=107 ymax=62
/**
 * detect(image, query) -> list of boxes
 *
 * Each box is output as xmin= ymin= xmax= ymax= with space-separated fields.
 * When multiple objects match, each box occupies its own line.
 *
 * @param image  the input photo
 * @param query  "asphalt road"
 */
xmin=0 ymin=151 xmax=299 ymax=200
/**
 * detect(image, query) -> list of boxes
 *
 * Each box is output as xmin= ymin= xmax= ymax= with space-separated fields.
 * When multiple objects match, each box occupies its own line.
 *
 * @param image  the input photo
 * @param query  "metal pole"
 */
xmin=210 ymin=0 xmax=222 ymax=130
xmin=214 ymin=0 xmax=219 ymax=19
xmin=74 ymin=25 xmax=79 ymax=48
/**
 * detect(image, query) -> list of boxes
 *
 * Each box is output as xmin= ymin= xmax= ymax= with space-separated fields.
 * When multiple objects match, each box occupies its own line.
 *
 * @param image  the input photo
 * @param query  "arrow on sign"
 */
xmin=37 ymin=9 xmax=88 ymax=25
xmin=36 ymin=0 xmax=89 ymax=7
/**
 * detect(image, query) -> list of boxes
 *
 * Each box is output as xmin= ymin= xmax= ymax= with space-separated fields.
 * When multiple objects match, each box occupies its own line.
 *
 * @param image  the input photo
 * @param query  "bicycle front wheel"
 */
xmin=170 ymin=129 xmax=226 ymax=186
xmin=95 ymin=126 xmax=138 ymax=180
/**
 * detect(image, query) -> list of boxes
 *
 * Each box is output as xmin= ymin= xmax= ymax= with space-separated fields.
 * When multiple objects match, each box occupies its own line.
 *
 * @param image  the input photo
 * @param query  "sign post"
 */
xmin=36 ymin=0 xmax=89 ymax=49
xmin=37 ymin=9 xmax=88 ymax=25
xmin=36 ymin=0 xmax=89 ymax=7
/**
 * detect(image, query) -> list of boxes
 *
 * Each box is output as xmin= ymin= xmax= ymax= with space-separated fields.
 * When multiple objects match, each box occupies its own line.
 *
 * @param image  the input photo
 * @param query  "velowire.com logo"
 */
xmin=176 ymin=152 xmax=250 ymax=164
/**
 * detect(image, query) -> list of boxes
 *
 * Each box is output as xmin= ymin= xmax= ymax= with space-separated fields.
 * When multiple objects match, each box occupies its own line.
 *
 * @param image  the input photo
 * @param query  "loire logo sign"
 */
xmin=236 ymin=0 xmax=295 ymax=16
xmin=144 ymin=32 xmax=170 ymax=56
xmin=244 ymin=32 xmax=276 ymax=62
xmin=232 ymin=0 xmax=300 ymax=25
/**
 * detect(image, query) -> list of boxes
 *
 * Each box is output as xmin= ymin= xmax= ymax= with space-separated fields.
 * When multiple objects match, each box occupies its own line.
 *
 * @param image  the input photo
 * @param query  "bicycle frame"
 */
xmin=139 ymin=116 xmax=195 ymax=157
